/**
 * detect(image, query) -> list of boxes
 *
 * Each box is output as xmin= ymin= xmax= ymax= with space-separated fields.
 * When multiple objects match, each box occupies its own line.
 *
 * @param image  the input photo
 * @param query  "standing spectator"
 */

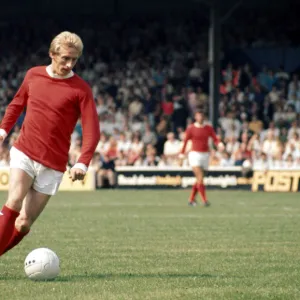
xmin=142 ymin=123 xmax=157 ymax=146
xmin=143 ymin=91 xmax=156 ymax=128
xmin=172 ymin=94 xmax=188 ymax=132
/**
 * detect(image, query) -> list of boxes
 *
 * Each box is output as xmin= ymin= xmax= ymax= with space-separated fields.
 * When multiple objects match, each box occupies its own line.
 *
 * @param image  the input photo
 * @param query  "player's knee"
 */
xmin=196 ymin=176 xmax=204 ymax=184
xmin=6 ymin=198 xmax=22 ymax=212
xmin=7 ymin=192 xmax=26 ymax=211
xmin=15 ymin=216 xmax=32 ymax=233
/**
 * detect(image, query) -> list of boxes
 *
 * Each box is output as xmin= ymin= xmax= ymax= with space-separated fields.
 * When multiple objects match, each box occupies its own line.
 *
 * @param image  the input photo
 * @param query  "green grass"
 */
xmin=1 ymin=190 xmax=300 ymax=300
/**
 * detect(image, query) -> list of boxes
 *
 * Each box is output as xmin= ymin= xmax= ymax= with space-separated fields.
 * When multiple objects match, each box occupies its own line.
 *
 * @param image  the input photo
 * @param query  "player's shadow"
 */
xmin=55 ymin=272 xmax=222 ymax=282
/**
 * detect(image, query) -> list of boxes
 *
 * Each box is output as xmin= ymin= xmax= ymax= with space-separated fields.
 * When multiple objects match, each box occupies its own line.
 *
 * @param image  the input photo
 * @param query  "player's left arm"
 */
xmin=210 ymin=126 xmax=225 ymax=151
xmin=70 ymin=87 xmax=100 ymax=181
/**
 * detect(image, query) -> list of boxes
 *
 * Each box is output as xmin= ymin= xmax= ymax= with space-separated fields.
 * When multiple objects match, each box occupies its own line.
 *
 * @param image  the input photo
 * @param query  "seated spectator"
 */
xmin=220 ymin=152 xmax=235 ymax=167
xmin=225 ymin=136 xmax=240 ymax=155
xmin=283 ymin=142 xmax=300 ymax=161
xmin=261 ymin=130 xmax=281 ymax=158
xmin=163 ymin=132 xmax=181 ymax=166
xmin=252 ymin=152 xmax=270 ymax=171
xmin=247 ymin=133 xmax=261 ymax=154
xmin=157 ymin=155 xmax=170 ymax=167
xmin=232 ymin=143 xmax=251 ymax=166
xmin=106 ymin=136 xmax=118 ymax=160
xmin=127 ymin=133 xmax=144 ymax=165
xmin=144 ymin=154 xmax=160 ymax=166
xmin=96 ymin=133 xmax=109 ymax=154
xmin=287 ymin=121 xmax=300 ymax=140
xmin=260 ymin=122 xmax=280 ymax=142
xmin=97 ymin=154 xmax=116 ymax=188
xmin=282 ymin=154 xmax=295 ymax=169
xmin=117 ymin=132 xmax=132 ymax=155
xmin=270 ymin=151 xmax=285 ymax=169
xmin=115 ymin=150 xmax=128 ymax=167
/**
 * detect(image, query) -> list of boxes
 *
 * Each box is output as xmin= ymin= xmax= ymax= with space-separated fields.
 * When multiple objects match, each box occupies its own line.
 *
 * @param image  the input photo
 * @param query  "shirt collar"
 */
xmin=46 ymin=65 xmax=74 ymax=79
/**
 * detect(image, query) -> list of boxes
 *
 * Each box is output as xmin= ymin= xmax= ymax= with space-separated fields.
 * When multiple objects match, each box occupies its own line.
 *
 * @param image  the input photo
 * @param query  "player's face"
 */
xmin=50 ymin=46 xmax=79 ymax=76
xmin=195 ymin=112 xmax=204 ymax=124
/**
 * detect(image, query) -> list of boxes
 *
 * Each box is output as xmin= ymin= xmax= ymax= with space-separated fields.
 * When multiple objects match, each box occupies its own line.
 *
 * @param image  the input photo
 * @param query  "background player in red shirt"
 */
xmin=180 ymin=110 xmax=224 ymax=206
xmin=0 ymin=31 xmax=100 ymax=256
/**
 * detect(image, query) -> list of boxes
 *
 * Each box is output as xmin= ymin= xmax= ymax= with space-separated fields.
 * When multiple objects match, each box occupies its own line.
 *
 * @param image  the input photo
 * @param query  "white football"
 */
xmin=24 ymin=248 xmax=60 ymax=281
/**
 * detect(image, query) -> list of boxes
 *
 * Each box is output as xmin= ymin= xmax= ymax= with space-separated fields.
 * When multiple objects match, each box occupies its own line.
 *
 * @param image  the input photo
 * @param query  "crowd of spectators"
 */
xmin=1 ymin=14 xmax=300 ymax=187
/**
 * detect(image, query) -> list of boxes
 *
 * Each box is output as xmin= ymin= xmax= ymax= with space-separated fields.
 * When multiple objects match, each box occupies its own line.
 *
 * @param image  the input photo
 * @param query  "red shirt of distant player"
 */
xmin=181 ymin=123 xmax=219 ymax=153
xmin=0 ymin=66 xmax=100 ymax=172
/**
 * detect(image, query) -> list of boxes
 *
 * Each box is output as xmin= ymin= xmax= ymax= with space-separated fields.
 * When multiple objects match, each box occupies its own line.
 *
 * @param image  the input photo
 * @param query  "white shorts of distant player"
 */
xmin=10 ymin=147 xmax=64 ymax=195
xmin=188 ymin=151 xmax=210 ymax=170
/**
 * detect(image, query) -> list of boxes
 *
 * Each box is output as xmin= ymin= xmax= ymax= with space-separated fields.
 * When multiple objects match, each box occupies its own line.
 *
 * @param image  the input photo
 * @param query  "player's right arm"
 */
xmin=179 ymin=126 xmax=192 ymax=158
xmin=0 ymin=71 xmax=30 ymax=141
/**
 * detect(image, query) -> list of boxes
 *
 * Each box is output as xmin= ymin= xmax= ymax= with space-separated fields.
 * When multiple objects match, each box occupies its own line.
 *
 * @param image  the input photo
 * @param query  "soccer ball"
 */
xmin=24 ymin=248 xmax=60 ymax=281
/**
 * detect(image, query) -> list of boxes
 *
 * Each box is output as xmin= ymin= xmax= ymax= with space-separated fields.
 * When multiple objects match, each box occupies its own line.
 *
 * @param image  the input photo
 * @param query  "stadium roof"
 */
xmin=0 ymin=0 xmax=297 ymax=16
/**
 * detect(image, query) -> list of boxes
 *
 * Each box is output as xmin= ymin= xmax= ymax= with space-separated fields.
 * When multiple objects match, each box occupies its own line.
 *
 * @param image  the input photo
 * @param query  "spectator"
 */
xmin=97 ymin=154 xmax=116 ymax=188
xmin=142 ymin=123 xmax=157 ymax=146
xmin=220 ymin=152 xmax=234 ymax=167
xmin=249 ymin=115 xmax=264 ymax=134
xmin=163 ymin=132 xmax=181 ymax=165
xmin=253 ymin=152 xmax=270 ymax=171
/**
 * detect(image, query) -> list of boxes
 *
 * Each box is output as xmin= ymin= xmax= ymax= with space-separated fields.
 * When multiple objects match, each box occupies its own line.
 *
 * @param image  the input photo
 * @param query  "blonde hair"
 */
xmin=49 ymin=31 xmax=83 ymax=56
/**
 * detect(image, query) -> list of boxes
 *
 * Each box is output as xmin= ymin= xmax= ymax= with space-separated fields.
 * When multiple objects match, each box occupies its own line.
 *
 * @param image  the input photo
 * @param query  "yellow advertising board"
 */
xmin=0 ymin=168 xmax=10 ymax=190
xmin=252 ymin=170 xmax=300 ymax=192
xmin=0 ymin=168 xmax=95 ymax=191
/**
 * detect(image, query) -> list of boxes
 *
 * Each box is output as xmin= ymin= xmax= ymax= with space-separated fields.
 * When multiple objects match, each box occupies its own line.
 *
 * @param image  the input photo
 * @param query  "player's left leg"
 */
xmin=3 ymin=188 xmax=51 ymax=254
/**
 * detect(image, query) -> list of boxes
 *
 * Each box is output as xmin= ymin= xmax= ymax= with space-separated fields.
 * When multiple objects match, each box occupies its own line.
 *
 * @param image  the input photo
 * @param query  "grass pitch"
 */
xmin=1 ymin=190 xmax=300 ymax=300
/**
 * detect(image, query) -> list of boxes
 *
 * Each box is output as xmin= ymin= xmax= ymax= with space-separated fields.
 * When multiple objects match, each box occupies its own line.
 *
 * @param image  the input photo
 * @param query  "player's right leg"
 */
xmin=192 ymin=166 xmax=210 ymax=206
xmin=0 ymin=168 xmax=34 ymax=255
xmin=188 ymin=152 xmax=201 ymax=205
xmin=4 ymin=160 xmax=62 ymax=255
xmin=3 ymin=187 xmax=51 ymax=254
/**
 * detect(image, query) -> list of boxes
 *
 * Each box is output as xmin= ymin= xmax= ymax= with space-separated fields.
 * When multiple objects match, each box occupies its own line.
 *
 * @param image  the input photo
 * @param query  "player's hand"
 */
xmin=0 ymin=129 xmax=7 ymax=145
xmin=69 ymin=168 xmax=86 ymax=182
xmin=217 ymin=142 xmax=225 ymax=152
xmin=178 ymin=153 xmax=185 ymax=166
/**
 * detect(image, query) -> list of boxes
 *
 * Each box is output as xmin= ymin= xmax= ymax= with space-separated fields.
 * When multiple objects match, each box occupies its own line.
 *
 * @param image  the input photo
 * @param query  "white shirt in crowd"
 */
xmin=163 ymin=139 xmax=181 ymax=156
xmin=252 ymin=158 xmax=270 ymax=171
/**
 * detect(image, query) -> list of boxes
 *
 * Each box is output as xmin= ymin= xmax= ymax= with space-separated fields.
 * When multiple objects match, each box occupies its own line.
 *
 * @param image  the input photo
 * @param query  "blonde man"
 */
xmin=0 ymin=31 xmax=100 ymax=255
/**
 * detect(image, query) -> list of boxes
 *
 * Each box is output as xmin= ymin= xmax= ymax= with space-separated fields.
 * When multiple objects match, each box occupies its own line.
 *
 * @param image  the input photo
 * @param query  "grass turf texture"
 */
xmin=1 ymin=190 xmax=300 ymax=300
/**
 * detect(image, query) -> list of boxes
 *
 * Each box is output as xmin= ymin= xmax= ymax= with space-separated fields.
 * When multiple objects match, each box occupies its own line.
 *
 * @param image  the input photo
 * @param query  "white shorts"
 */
xmin=10 ymin=147 xmax=64 ymax=195
xmin=188 ymin=151 xmax=209 ymax=169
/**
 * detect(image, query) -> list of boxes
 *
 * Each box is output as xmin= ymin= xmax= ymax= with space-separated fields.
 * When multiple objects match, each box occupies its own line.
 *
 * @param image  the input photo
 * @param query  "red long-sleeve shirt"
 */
xmin=181 ymin=123 xmax=219 ymax=153
xmin=0 ymin=66 xmax=100 ymax=172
